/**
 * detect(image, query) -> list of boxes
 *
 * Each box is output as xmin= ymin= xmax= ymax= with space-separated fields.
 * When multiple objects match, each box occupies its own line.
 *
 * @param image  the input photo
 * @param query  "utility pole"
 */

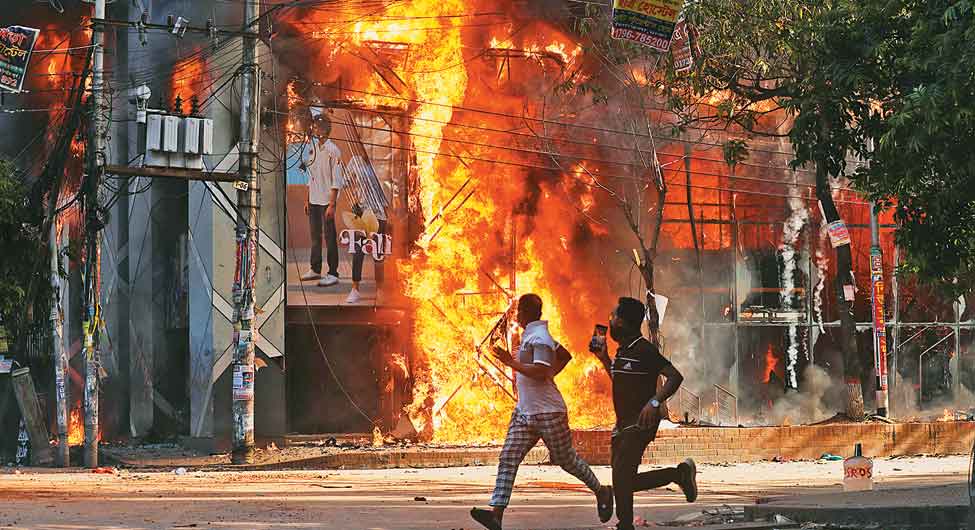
xmin=84 ymin=0 xmax=107 ymax=468
xmin=232 ymin=0 xmax=261 ymax=465
xmin=50 ymin=215 xmax=69 ymax=466
xmin=869 ymin=203 xmax=889 ymax=417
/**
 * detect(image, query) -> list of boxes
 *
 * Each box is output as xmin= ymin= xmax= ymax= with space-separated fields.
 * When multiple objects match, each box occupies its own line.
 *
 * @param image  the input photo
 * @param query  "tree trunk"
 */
xmin=638 ymin=180 xmax=669 ymax=419
xmin=815 ymin=160 xmax=865 ymax=420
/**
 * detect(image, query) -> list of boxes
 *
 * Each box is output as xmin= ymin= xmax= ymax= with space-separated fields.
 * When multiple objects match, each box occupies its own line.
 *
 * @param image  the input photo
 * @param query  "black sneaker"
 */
xmin=677 ymin=458 xmax=698 ymax=502
xmin=596 ymin=485 xmax=614 ymax=523
xmin=470 ymin=508 xmax=502 ymax=530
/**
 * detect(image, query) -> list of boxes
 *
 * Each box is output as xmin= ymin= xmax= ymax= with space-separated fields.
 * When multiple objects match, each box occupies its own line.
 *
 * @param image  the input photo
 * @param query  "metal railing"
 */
xmin=918 ymin=331 xmax=954 ymax=404
xmin=713 ymin=384 xmax=739 ymax=426
xmin=669 ymin=386 xmax=701 ymax=423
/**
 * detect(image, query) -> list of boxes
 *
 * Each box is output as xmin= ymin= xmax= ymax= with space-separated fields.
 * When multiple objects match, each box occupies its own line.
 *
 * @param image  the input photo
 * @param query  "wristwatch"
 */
xmin=649 ymin=399 xmax=660 ymax=408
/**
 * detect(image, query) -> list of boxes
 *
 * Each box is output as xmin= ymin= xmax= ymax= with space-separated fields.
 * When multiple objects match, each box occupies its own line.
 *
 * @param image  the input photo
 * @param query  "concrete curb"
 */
xmin=745 ymin=503 xmax=968 ymax=529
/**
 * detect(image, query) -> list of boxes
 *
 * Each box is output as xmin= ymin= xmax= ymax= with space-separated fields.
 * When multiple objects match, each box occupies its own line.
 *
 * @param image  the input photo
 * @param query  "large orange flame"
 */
xmin=763 ymin=344 xmax=781 ymax=384
xmin=67 ymin=406 xmax=84 ymax=446
xmin=284 ymin=3 xmax=630 ymax=441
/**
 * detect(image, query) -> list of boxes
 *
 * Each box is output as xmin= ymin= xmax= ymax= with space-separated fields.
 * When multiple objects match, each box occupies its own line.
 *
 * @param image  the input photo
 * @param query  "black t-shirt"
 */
xmin=611 ymin=336 xmax=672 ymax=430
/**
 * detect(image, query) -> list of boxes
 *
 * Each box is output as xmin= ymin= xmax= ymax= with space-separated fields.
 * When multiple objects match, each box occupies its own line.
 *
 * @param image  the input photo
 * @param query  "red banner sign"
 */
xmin=671 ymin=15 xmax=694 ymax=72
xmin=870 ymin=248 xmax=888 ymax=389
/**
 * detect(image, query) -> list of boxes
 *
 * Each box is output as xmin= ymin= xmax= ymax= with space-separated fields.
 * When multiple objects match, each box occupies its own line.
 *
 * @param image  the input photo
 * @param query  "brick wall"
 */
xmin=251 ymin=422 xmax=975 ymax=470
xmin=261 ymin=446 xmax=551 ymax=470
xmin=571 ymin=422 xmax=975 ymax=465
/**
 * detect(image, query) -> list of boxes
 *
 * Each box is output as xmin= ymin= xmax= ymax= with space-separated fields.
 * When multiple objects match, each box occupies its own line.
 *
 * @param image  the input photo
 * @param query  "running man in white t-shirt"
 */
xmin=299 ymin=113 xmax=345 ymax=287
xmin=470 ymin=294 xmax=614 ymax=530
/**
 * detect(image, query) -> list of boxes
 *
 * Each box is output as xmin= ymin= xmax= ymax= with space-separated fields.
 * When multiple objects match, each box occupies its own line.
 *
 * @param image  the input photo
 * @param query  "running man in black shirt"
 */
xmin=592 ymin=297 xmax=698 ymax=530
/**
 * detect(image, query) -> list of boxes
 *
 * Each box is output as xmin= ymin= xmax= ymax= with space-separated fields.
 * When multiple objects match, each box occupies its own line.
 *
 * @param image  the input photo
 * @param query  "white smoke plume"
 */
xmin=813 ymin=226 xmax=828 ymax=333
xmin=767 ymin=364 xmax=843 ymax=425
xmin=780 ymin=187 xmax=808 ymax=389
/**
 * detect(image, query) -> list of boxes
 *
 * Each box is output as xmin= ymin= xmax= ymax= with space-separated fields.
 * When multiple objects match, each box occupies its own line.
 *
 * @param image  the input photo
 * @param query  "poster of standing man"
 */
xmin=286 ymin=106 xmax=402 ymax=307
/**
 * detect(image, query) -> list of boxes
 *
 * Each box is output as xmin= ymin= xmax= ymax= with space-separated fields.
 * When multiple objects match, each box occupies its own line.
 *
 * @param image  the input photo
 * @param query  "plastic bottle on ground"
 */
xmin=843 ymin=442 xmax=874 ymax=492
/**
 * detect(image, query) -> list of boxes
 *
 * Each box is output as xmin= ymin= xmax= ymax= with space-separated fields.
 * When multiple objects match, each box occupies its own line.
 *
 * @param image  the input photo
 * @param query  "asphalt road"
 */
xmin=0 ymin=455 xmax=968 ymax=529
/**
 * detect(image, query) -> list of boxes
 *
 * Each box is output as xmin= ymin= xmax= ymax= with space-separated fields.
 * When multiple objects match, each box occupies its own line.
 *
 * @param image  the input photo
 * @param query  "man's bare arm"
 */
xmin=652 ymin=363 xmax=684 ymax=403
xmin=638 ymin=363 xmax=684 ymax=427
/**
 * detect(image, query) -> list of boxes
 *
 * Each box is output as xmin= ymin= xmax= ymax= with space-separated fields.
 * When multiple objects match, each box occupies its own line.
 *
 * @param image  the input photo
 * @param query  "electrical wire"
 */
xmin=318 ymin=130 xmax=868 ymax=205
xmin=321 ymin=85 xmax=838 ymax=161
xmin=294 ymin=113 xmax=851 ymax=194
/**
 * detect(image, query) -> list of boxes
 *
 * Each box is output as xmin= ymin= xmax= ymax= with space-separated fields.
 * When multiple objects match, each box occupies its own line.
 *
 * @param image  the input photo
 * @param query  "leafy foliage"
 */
xmin=0 ymin=161 xmax=52 ymax=347
xmin=853 ymin=1 xmax=975 ymax=294
xmin=663 ymin=0 xmax=975 ymax=296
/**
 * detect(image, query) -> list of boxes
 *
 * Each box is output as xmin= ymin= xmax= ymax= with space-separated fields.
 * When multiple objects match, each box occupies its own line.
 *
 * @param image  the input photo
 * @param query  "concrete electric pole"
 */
xmin=83 ymin=0 xmax=107 ymax=468
xmin=231 ymin=0 xmax=261 ymax=465
xmin=50 ymin=214 xmax=69 ymax=466
xmin=869 ymin=203 xmax=889 ymax=418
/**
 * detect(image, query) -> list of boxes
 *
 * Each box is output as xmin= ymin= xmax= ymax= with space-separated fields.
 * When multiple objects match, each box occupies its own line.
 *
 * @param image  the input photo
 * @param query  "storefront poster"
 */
xmin=233 ymin=367 xmax=254 ymax=401
xmin=827 ymin=220 xmax=852 ymax=248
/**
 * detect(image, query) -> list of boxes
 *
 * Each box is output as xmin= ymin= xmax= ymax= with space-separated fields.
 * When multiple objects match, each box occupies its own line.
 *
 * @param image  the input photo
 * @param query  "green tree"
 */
xmin=851 ymin=1 xmax=975 ymax=296
xmin=0 ymin=161 xmax=52 ymax=356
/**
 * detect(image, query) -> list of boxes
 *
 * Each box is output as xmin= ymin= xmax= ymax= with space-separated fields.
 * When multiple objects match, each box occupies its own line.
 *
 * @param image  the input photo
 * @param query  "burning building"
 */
xmin=1 ymin=0 xmax=973 ymax=460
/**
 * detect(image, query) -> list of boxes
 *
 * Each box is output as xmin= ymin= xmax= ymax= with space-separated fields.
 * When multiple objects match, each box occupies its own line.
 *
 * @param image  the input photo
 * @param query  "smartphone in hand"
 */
xmin=588 ymin=324 xmax=608 ymax=353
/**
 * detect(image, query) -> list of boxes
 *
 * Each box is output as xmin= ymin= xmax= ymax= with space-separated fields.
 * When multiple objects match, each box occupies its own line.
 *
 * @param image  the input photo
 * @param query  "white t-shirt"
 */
xmin=514 ymin=320 xmax=568 ymax=415
xmin=304 ymin=139 xmax=344 ymax=206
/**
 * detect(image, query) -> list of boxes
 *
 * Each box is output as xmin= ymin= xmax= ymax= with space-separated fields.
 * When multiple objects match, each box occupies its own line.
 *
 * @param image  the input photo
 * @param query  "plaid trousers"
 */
xmin=489 ymin=411 xmax=601 ymax=507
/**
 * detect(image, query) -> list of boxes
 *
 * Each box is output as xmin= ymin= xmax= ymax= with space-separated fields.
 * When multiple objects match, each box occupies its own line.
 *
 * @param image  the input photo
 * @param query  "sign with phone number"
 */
xmin=612 ymin=0 xmax=683 ymax=52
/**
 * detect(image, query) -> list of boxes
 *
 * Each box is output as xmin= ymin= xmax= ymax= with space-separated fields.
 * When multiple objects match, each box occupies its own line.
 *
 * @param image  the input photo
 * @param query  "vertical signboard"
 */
xmin=670 ymin=14 xmax=696 ymax=72
xmin=870 ymin=249 xmax=889 ymax=399
xmin=0 ymin=26 xmax=40 ymax=93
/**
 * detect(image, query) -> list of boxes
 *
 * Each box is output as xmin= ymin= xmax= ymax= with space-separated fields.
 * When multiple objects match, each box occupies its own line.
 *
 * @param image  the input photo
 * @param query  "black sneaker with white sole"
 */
xmin=677 ymin=458 xmax=698 ymax=502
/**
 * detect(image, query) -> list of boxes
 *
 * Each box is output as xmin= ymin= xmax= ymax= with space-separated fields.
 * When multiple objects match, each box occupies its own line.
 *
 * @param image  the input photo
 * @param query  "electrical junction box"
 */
xmin=184 ymin=118 xmax=201 ymax=154
xmin=183 ymin=117 xmax=203 ymax=169
xmin=144 ymin=113 xmax=168 ymax=167
xmin=201 ymin=119 xmax=214 ymax=155
xmin=142 ymin=112 xmax=215 ymax=170
xmin=162 ymin=115 xmax=180 ymax=152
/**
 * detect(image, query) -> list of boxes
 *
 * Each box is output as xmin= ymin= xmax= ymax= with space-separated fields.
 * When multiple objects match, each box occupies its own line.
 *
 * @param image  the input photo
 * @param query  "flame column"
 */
xmin=231 ymin=0 xmax=262 ymax=465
